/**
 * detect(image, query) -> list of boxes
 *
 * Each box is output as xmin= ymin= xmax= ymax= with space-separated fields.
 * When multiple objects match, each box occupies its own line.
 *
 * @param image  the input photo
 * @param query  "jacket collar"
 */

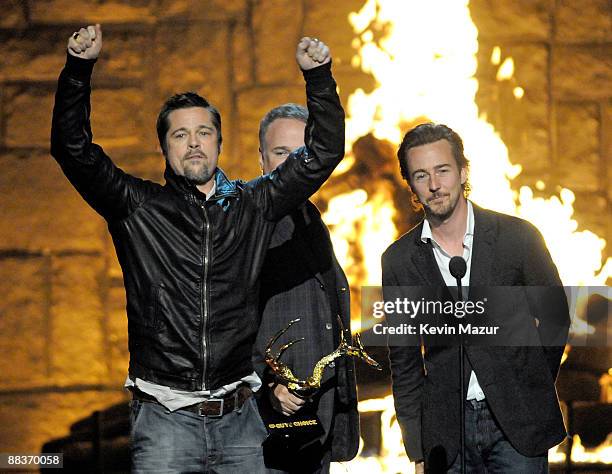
xmin=410 ymin=222 xmax=446 ymax=286
xmin=409 ymin=201 xmax=497 ymax=287
xmin=469 ymin=202 xmax=497 ymax=286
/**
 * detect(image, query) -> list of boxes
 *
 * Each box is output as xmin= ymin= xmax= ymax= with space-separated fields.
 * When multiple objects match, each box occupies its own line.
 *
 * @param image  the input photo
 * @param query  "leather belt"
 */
xmin=130 ymin=385 xmax=253 ymax=417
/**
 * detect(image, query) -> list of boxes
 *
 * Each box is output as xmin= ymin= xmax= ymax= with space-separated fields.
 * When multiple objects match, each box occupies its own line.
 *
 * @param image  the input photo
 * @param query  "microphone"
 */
xmin=449 ymin=256 xmax=467 ymax=282
xmin=449 ymin=256 xmax=466 ymax=302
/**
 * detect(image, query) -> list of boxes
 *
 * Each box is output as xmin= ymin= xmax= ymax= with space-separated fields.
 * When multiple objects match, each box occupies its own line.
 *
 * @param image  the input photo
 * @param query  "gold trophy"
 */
xmin=259 ymin=316 xmax=381 ymax=455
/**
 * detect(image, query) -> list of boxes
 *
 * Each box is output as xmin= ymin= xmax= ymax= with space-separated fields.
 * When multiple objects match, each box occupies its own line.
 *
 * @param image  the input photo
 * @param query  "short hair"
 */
xmin=156 ymin=92 xmax=222 ymax=156
xmin=397 ymin=122 xmax=471 ymax=196
xmin=258 ymin=103 xmax=308 ymax=150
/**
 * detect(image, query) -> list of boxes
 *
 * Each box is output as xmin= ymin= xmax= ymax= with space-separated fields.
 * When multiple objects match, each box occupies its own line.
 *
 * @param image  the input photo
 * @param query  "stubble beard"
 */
xmin=183 ymin=158 xmax=215 ymax=185
xmin=423 ymin=190 xmax=461 ymax=223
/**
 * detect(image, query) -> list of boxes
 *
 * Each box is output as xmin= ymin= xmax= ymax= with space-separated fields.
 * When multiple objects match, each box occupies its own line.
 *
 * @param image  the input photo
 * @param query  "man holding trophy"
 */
xmin=252 ymin=103 xmax=363 ymax=473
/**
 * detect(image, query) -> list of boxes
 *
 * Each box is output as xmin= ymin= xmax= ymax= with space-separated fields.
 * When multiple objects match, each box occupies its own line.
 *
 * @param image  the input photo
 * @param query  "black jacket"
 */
xmin=252 ymin=202 xmax=359 ymax=461
xmin=50 ymin=54 xmax=345 ymax=391
xmin=382 ymin=204 xmax=569 ymax=469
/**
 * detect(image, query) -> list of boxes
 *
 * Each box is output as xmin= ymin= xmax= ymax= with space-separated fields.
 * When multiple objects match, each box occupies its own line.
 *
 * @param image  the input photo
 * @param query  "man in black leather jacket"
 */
xmin=51 ymin=24 xmax=345 ymax=473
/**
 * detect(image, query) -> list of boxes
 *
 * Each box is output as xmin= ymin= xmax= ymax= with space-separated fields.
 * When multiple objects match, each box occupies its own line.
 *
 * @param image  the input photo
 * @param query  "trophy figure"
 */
xmin=259 ymin=316 xmax=381 ymax=456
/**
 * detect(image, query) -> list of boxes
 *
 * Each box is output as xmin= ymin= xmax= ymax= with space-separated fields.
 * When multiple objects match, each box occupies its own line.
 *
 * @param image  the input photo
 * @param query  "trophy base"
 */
xmin=257 ymin=390 xmax=325 ymax=469
xmin=263 ymin=435 xmax=327 ymax=472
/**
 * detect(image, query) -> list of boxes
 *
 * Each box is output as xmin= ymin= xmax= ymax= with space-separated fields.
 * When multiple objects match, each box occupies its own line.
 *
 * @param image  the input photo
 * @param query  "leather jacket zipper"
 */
xmin=201 ymin=204 xmax=211 ymax=390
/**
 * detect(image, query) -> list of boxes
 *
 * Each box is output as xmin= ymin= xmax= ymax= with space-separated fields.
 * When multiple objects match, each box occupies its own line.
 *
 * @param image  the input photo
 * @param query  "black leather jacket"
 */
xmin=51 ymin=54 xmax=345 ymax=391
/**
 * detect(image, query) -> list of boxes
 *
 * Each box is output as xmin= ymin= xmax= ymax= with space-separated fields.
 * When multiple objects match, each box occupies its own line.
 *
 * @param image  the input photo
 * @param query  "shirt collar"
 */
xmin=206 ymin=182 xmax=216 ymax=201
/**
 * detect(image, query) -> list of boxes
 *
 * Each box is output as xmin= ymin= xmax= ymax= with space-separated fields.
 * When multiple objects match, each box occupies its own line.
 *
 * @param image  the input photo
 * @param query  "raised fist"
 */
xmin=296 ymin=37 xmax=331 ymax=71
xmin=67 ymin=24 xmax=102 ymax=60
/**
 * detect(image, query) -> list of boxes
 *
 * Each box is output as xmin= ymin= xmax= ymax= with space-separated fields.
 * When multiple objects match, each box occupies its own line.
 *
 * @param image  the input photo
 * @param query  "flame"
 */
xmin=331 ymin=396 xmax=416 ymax=474
xmin=496 ymin=57 xmax=515 ymax=81
xmin=324 ymin=0 xmax=610 ymax=293
xmin=549 ymin=435 xmax=612 ymax=464
xmin=490 ymin=46 xmax=501 ymax=66
xmin=323 ymin=0 xmax=611 ymax=471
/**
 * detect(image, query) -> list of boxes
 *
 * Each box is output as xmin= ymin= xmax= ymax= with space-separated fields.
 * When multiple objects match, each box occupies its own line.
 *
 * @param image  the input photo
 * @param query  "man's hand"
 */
xmin=268 ymin=382 xmax=307 ymax=416
xmin=67 ymin=24 xmax=102 ymax=60
xmin=296 ymin=37 xmax=331 ymax=70
xmin=415 ymin=461 xmax=425 ymax=474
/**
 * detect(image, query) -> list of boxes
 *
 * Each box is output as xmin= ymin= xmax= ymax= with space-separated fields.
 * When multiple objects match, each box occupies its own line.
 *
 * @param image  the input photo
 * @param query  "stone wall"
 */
xmin=0 ymin=0 xmax=609 ymax=454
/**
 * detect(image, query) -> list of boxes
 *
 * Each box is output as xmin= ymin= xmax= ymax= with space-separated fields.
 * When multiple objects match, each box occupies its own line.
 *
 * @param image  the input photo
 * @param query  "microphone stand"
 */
xmin=450 ymin=255 xmax=467 ymax=474
xmin=455 ymin=277 xmax=466 ymax=474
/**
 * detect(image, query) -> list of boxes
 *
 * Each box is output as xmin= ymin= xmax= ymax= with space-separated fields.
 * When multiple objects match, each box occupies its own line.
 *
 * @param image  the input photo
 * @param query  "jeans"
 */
xmin=446 ymin=399 xmax=548 ymax=474
xmin=130 ymin=396 xmax=269 ymax=473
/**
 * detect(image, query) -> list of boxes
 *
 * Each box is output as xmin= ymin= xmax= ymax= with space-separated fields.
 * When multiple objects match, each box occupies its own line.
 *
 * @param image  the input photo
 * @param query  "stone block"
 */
xmin=0 ymin=28 xmax=65 ymax=82
xmin=154 ymin=22 xmax=232 ymax=114
xmin=556 ymin=0 xmax=611 ymax=43
xmin=0 ymin=151 xmax=106 ymax=252
xmin=4 ymin=85 xmax=54 ymax=149
xmin=0 ymin=25 xmax=151 ymax=81
xmin=0 ymin=391 xmax=127 ymax=453
xmin=107 ymin=286 xmax=129 ymax=382
xmin=572 ymin=191 xmax=609 ymax=244
xmin=0 ymin=0 xmax=26 ymax=28
xmin=553 ymin=45 xmax=612 ymax=101
xmin=156 ymin=0 xmax=247 ymax=20
xmin=604 ymin=102 xmax=612 ymax=202
xmin=29 ymin=0 xmax=155 ymax=24
xmin=0 ymin=258 xmax=48 ymax=388
xmin=0 ymin=26 xmax=148 ymax=83
xmin=470 ymin=0 xmax=550 ymax=41
xmin=302 ymin=0 xmax=364 ymax=65
xmin=557 ymin=103 xmax=600 ymax=193
xmin=253 ymin=0 xmax=303 ymax=85
xmin=95 ymin=26 xmax=151 ymax=80
xmin=90 ymin=88 xmax=148 ymax=150
xmin=5 ymin=84 xmax=146 ymax=153
xmin=235 ymin=85 xmax=304 ymax=179
xmin=232 ymin=20 xmax=254 ymax=89
xmin=50 ymin=255 xmax=107 ymax=384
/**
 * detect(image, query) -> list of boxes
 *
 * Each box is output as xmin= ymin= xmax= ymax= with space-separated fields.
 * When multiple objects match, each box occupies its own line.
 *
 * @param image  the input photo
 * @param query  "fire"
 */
xmin=331 ymin=396 xmax=414 ymax=474
xmin=321 ymin=0 xmax=611 ymax=471
xmin=549 ymin=435 xmax=612 ymax=464
xmin=329 ymin=0 xmax=612 ymax=288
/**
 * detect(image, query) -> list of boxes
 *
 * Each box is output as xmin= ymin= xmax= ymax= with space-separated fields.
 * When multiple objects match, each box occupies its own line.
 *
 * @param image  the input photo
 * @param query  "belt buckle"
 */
xmin=201 ymin=398 xmax=224 ymax=417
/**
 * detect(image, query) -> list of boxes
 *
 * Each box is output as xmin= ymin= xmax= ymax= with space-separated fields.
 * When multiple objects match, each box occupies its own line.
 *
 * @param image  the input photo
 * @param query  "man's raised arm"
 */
xmin=249 ymin=37 xmax=345 ymax=220
xmin=51 ymin=24 xmax=152 ymax=221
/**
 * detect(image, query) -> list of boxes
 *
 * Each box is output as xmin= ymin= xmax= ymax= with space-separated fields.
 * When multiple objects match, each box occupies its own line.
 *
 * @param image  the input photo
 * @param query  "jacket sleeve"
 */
xmin=521 ymin=221 xmax=570 ymax=380
xmin=247 ymin=62 xmax=345 ymax=221
xmin=383 ymin=250 xmax=425 ymax=462
xmin=50 ymin=54 xmax=156 ymax=222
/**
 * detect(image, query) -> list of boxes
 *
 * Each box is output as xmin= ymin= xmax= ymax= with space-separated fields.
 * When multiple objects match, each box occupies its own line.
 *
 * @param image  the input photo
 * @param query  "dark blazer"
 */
xmin=252 ymin=201 xmax=360 ymax=462
xmin=382 ymin=203 xmax=570 ymax=469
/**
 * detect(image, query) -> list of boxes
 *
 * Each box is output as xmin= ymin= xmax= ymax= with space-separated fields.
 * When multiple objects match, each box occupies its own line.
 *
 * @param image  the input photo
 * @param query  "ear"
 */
xmin=460 ymin=166 xmax=467 ymax=186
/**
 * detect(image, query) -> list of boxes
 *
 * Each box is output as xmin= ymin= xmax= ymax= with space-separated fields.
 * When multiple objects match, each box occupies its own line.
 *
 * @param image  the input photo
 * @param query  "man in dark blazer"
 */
xmin=252 ymin=103 xmax=359 ymax=473
xmin=382 ymin=123 xmax=570 ymax=473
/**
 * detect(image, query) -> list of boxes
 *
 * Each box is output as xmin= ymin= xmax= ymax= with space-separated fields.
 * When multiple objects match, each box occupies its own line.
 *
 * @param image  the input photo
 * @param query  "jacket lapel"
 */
xmin=469 ymin=204 xmax=497 ymax=286
xmin=410 ymin=223 xmax=447 ymax=286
